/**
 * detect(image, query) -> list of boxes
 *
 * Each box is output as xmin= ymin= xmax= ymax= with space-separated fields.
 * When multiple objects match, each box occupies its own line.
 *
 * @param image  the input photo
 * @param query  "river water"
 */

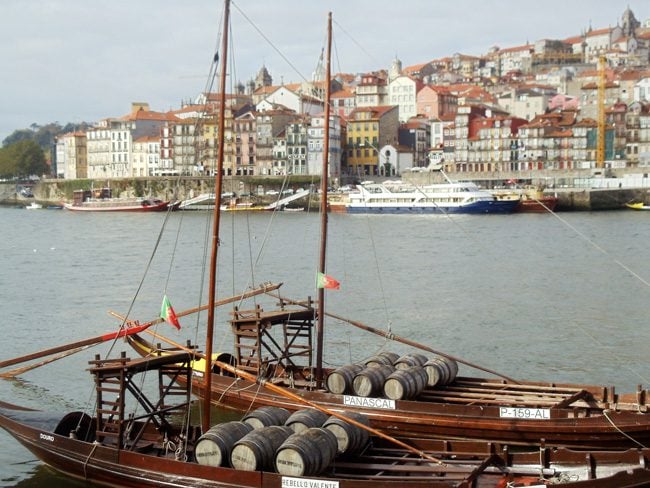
xmin=1 ymin=206 xmax=650 ymax=486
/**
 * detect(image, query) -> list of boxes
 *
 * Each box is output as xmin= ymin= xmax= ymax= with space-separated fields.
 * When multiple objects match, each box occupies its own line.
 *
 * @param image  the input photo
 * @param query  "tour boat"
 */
xmin=346 ymin=181 xmax=519 ymax=214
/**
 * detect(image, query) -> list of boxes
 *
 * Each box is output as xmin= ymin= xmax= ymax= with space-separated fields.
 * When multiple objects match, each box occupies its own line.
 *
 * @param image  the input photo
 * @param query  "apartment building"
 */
xmin=256 ymin=109 xmax=296 ymax=175
xmin=346 ymin=105 xmax=399 ymax=176
xmin=307 ymin=112 xmax=341 ymax=177
xmin=131 ymin=135 xmax=160 ymax=177
xmin=56 ymin=132 xmax=87 ymax=179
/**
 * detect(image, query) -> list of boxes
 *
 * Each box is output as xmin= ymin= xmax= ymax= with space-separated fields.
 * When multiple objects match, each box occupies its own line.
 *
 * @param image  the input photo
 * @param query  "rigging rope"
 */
xmin=602 ymin=409 xmax=646 ymax=448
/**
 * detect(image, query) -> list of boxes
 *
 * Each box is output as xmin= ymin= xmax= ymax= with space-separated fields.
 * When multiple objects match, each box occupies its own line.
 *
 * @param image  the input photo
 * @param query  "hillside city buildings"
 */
xmin=55 ymin=7 xmax=650 ymax=182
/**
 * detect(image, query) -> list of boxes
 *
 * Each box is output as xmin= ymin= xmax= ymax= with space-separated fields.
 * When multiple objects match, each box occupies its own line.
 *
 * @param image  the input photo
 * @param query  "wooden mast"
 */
xmin=315 ymin=12 xmax=332 ymax=386
xmin=203 ymin=0 xmax=230 ymax=432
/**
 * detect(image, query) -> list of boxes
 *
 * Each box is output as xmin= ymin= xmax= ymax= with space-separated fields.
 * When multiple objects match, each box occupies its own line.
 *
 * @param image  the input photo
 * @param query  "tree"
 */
xmin=0 ymin=140 xmax=49 ymax=178
xmin=2 ymin=129 xmax=35 ymax=147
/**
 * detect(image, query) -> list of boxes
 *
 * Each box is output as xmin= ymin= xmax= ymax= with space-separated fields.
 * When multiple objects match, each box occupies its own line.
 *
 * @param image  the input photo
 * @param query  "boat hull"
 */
xmin=346 ymin=199 xmax=518 ymax=214
xmin=625 ymin=202 xmax=650 ymax=210
xmin=516 ymin=196 xmax=559 ymax=213
xmin=128 ymin=335 xmax=650 ymax=449
xmin=64 ymin=200 xmax=171 ymax=212
xmin=4 ymin=403 xmax=650 ymax=488
xmin=200 ymin=373 xmax=650 ymax=449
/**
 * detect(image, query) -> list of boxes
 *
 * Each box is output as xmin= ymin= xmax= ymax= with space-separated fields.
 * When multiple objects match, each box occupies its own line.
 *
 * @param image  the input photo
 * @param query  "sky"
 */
xmin=1 ymin=0 xmax=648 ymax=143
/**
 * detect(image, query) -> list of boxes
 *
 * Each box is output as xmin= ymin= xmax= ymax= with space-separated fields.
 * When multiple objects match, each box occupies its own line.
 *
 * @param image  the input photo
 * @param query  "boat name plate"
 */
xmin=499 ymin=407 xmax=550 ymax=419
xmin=39 ymin=433 xmax=55 ymax=442
xmin=282 ymin=476 xmax=340 ymax=488
xmin=343 ymin=395 xmax=396 ymax=410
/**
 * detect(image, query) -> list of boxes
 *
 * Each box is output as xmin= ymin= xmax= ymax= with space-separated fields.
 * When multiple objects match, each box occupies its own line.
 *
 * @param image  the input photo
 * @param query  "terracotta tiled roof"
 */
xmin=547 ymin=129 xmax=573 ymax=138
xmin=586 ymin=27 xmax=611 ymax=37
xmin=617 ymin=70 xmax=650 ymax=81
xmin=403 ymin=62 xmax=429 ymax=74
xmin=563 ymin=35 xmax=583 ymax=44
xmin=121 ymin=109 xmax=178 ymax=122
xmin=134 ymin=135 xmax=159 ymax=143
xmin=574 ymin=118 xmax=597 ymax=127
xmin=581 ymin=81 xmax=619 ymax=90
xmin=331 ymin=88 xmax=354 ymax=99
xmin=253 ymin=85 xmax=276 ymax=96
xmin=349 ymin=105 xmax=396 ymax=119
xmin=497 ymin=44 xmax=534 ymax=54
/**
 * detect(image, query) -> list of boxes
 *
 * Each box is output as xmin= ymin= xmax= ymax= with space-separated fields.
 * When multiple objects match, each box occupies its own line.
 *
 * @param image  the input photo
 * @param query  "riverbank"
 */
xmin=1 ymin=176 xmax=649 ymax=211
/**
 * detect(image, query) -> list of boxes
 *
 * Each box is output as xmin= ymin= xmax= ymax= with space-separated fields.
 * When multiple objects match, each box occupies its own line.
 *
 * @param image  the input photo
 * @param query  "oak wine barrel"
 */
xmin=194 ymin=421 xmax=253 ymax=467
xmin=275 ymin=428 xmax=338 ymax=476
xmin=323 ymin=412 xmax=370 ymax=455
xmin=394 ymin=353 xmax=429 ymax=370
xmin=242 ymin=406 xmax=291 ymax=429
xmin=423 ymin=356 xmax=459 ymax=387
xmin=325 ymin=363 xmax=364 ymax=394
xmin=230 ymin=425 xmax=294 ymax=472
xmin=383 ymin=366 xmax=428 ymax=400
xmin=364 ymin=351 xmax=400 ymax=367
xmin=352 ymin=364 xmax=395 ymax=397
xmin=285 ymin=408 xmax=329 ymax=433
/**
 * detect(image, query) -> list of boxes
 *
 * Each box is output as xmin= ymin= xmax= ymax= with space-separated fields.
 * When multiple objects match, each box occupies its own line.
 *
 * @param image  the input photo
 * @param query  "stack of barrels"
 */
xmin=325 ymin=351 xmax=459 ymax=401
xmin=194 ymin=406 xmax=370 ymax=476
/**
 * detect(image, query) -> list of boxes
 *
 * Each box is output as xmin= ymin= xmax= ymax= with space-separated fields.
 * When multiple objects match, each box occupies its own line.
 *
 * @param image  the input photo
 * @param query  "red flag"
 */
xmin=160 ymin=295 xmax=181 ymax=329
xmin=317 ymin=272 xmax=340 ymax=290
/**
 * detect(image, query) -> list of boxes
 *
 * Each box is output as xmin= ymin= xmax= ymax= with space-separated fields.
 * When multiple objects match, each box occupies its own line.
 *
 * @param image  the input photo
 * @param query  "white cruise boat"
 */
xmin=346 ymin=181 xmax=519 ymax=214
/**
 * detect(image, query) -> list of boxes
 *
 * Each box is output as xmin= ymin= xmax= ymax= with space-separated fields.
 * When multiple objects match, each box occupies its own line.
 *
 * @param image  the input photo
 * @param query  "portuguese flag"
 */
xmin=160 ymin=295 xmax=181 ymax=329
xmin=316 ymin=272 xmax=340 ymax=290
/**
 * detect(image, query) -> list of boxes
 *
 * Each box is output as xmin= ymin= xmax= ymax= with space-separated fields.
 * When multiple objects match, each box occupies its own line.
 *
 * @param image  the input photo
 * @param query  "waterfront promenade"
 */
xmin=2 ymin=167 xmax=650 ymax=211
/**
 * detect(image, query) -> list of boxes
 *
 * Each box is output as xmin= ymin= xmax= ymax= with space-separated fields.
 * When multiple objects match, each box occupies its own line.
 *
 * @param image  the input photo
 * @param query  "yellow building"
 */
xmin=346 ymin=105 xmax=399 ymax=176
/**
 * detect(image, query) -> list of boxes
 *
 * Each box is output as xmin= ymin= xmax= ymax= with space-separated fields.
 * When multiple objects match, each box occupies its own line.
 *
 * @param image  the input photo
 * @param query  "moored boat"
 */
xmin=127 ymin=303 xmax=650 ymax=449
xmin=516 ymin=193 xmax=559 ymax=212
xmin=625 ymin=202 xmax=650 ymax=210
xmin=492 ymin=188 xmax=559 ymax=213
xmin=64 ymin=189 xmax=171 ymax=212
xmin=4 ymin=350 xmax=650 ymax=488
xmin=346 ymin=181 xmax=518 ymax=214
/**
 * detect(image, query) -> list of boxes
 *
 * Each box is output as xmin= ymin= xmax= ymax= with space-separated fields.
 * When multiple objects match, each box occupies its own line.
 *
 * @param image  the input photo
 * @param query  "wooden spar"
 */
xmin=266 ymin=291 xmax=517 ymax=383
xmin=109 ymin=283 xmax=280 ymax=325
xmin=212 ymin=358 xmax=444 ymax=465
xmin=0 ymin=346 xmax=89 ymax=378
xmin=204 ymin=0 xmax=230 ymax=433
xmin=315 ymin=12 xmax=333 ymax=387
xmin=0 ymin=283 xmax=279 ymax=373
xmin=0 ymin=322 xmax=151 ymax=371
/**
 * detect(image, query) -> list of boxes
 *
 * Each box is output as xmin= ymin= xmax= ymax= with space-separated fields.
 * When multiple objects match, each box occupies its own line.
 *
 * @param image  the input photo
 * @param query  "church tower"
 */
xmin=389 ymin=56 xmax=403 ymax=81
xmin=621 ymin=7 xmax=640 ymax=37
xmin=255 ymin=65 xmax=273 ymax=90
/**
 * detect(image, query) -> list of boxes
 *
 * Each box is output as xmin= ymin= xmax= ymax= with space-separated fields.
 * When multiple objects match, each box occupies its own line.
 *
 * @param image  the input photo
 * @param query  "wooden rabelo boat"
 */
xmin=126 ymin=300 xmax=650 ymax=450
xmin=5 ymin=350 xmax=650 ymax=488
xmin=64 ymin=188 xmax=172 ymax=212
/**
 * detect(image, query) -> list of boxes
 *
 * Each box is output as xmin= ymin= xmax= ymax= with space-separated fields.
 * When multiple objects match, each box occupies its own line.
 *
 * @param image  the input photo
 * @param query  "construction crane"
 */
xmin=596 ymin=55 xmax=606 ymax=169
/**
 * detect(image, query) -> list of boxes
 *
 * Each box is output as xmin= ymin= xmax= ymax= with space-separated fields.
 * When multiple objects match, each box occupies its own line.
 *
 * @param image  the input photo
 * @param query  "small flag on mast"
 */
xmin=160 ymin=295 xmax=181 ymax=329
xmin=316 ymin=272 xmax=340 ymax=290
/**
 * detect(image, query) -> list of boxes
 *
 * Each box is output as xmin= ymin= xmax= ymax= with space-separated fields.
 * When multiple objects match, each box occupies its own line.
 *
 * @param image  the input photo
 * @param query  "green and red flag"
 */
xmin=316 ymin=272 xmax=340 ymax=290
xmin=160 ymin=295 xmax=181 ymax=329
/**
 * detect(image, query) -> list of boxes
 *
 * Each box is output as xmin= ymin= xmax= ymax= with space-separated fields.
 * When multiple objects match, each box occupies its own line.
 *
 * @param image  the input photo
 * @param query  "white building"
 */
xmin=635 ymin=77 xmax=650 ymax=102
xmin=258 ymin=86 xmax=323 ymax=115
xmin=388 ymin=75 xmax=422 ymax=122
xmin=307 ymin=113 xmax=341 ymax=178
xmin=131 ymin=135 xmax=161 ymax=177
